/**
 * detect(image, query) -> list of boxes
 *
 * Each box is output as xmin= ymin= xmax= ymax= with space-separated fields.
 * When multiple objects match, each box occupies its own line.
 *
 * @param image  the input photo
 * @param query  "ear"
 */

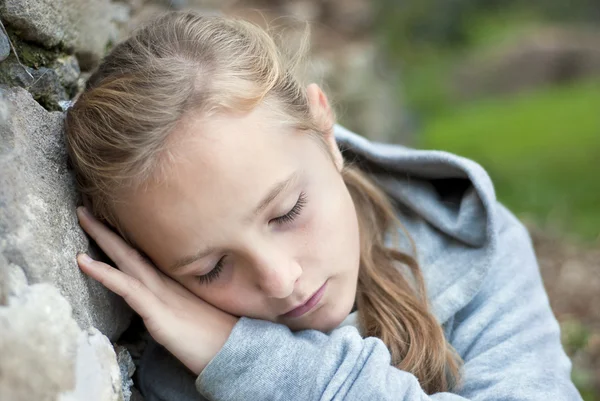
xmin=306 ymin=83 xmax=343 ymax=171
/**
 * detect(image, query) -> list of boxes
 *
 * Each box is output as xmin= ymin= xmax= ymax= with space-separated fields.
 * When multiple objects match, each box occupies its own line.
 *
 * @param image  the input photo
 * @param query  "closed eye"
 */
xmin=271 ymin=192 xmax=307 ymax=225
xmin=196 ymin=256 xmax=225 ymax=285
xmin=195 ymin=192 xmax=307 ymax=286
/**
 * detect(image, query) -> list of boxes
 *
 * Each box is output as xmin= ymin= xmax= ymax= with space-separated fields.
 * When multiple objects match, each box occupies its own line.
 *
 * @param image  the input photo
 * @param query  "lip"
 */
xmin=281 ymin=281 xmax=328 ymax=319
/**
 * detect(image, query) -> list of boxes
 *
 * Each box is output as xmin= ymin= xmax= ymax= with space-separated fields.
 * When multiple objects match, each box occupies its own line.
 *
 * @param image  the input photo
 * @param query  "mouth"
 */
xmin=281 ymin=280 xmax=328 ymax=319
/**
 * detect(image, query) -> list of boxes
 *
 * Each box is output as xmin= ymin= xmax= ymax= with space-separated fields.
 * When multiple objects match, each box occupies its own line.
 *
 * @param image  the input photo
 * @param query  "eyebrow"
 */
xmin=168 ymin=171 xmax=299 ymax=273
xmin=252 ymin=171 xmax=299 ymax=217
xmin=169 ymin=248 xmax=215 ymax=273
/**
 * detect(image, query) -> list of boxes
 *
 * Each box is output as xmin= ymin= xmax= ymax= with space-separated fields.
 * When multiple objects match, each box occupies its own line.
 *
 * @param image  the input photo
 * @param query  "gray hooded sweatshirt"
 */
xmin=137 ymin=125 xmax=582 ymax=400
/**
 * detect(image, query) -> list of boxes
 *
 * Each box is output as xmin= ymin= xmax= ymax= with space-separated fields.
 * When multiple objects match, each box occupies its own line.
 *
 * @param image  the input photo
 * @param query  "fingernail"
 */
xmin=78 ymin=253 xmax=94 ymax=265
xmin=77 ymin=206 xmax=91 ymax=219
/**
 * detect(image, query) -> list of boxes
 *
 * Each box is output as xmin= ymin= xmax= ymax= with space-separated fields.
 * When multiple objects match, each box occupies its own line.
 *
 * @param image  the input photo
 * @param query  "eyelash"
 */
xmin=197 ymin=257 xmax=225 ymax=285
xmin=271 ymin=191 xmax=307 ymax=225
xmin=195 ymin=192 xmax=308 ymax=285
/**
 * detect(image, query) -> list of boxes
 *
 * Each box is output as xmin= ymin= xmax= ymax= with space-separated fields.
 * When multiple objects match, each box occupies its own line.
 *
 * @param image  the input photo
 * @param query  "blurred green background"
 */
xmin=375 ymin=0 xmax=600 ymax=243
xmin=372 ymin=1 xmax=600 ymax=398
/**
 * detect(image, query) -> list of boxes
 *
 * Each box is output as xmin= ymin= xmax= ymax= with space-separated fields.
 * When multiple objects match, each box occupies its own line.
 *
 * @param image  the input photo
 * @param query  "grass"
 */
xmin=418 ymin=78 xmax=600 ymax=241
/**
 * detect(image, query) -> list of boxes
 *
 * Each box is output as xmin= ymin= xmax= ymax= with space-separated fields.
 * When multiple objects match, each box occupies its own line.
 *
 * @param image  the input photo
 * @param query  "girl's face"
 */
xmin=114 ymin=90 xmax=360 ymax=333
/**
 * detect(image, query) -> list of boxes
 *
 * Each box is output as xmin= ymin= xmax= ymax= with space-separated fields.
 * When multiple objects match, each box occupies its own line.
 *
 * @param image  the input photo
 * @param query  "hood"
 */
xmin=334 ymin=125 xmax=499 ymax=325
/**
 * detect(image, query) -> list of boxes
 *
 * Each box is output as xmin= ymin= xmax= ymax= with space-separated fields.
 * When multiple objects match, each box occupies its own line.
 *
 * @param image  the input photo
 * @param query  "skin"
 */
xmin=76 ymin=84 xmax=361 ymax=374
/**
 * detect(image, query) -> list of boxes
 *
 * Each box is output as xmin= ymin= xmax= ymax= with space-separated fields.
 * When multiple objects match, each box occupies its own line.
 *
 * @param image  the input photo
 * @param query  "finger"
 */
xmin=76 ymin=207 xmax=196 ymax=300
xmin=77 ymin=253 xmax=163 ymax=322
xmin=76 ymin=207 xmax=164 ymax=291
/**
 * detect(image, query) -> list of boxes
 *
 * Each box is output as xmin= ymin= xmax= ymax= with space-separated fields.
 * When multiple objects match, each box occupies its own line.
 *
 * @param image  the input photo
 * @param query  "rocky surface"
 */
xmin=116 ymin=345 xmax=136 ymax=401
xmin=0 ymin=28 xmax=10 ymax=62
xmin=0 ymin=283 xmax=123 ymax=401
xmin=0 ymin=53 xmax=80 ymax=111
xmin=0 ymin=0 xmax=123 ymax=69
xmin=0 ymin=0 xmax=129 ymax=110
xmin=0 ymin=87 xmax=132 ymax=339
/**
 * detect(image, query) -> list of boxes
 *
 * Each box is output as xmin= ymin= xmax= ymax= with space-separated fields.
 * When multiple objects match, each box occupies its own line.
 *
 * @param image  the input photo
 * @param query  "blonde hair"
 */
xmin=65 ymin=11 xmax=462 ymax=393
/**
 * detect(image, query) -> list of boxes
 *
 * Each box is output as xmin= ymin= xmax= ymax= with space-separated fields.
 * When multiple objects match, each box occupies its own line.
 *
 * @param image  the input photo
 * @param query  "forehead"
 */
xmin=165 ymin=105 xmax=299 ymax=194
xmin=115 ymin=105 xmax=311 ymax=265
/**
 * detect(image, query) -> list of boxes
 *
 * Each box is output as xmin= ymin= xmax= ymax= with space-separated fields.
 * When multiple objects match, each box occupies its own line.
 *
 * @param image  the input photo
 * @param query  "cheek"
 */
xmin=181 ymin=273 xmax=254 ymax=316
xmin=300 ymin=182 xmax=360 ymax=276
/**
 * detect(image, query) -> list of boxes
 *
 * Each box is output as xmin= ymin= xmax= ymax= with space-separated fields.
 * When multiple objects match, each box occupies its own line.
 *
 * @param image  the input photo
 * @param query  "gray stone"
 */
xmin=0 ymin=34 xmax=80 ymax=111
xmin=59 ymin=327 xmax=124 ymax=401
xmin=0 ymin=254 xmax=9 ymax=305
xmin=115 ymin=346 xmax=136 ymax=401
xmin=0 ymin=86 xmax=10 ymax=126
xmin=0 ymin=57 xmax=73 ymax=111
xmin=0 ymin=87 xmax=132 ymax=340
xmin=0 ymin=252 xmax=28 ymax=305
xmin=52 ymin=55 xmax=81 ymax=89
xmin=0 ymin=28 xmax=10 ymax=62
xmin=0 ymin=283 xmax=123 ymax=401
xmin=0 ymin=0 xmax=120 ymax=69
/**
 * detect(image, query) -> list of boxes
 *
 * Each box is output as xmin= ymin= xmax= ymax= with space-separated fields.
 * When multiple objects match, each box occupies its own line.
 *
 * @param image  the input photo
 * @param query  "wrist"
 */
xmin=197 ymin=314 xmax=239 ymax=374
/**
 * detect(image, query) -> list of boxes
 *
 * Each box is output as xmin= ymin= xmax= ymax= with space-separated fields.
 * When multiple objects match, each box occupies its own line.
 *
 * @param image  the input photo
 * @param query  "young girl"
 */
xmin=64 ymin=11 xmax=582 ymax=401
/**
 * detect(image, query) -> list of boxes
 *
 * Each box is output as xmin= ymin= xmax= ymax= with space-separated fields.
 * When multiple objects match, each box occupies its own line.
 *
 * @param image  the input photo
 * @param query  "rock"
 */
xmin=59 ymin=327 xmax=124 ymax=401
xmin=115 ymin=346 xmax=136 ymax=401
xmin=0 ymin=28 xmax=65 ymax=68
xmin=0 ymin=87 xmax=132 ymax=340
xmin=0 ymin=0 xmax=121 ymax=70
xmin=0 ymin=283 xmax=123 ymax=401
xmin=0 ymin=28 xmax=10 ymax=62
xmin=52 ymin=55 xmax=81 ymax=90
xmin=0 ymin=254 xmax=9 ymax=305
xmin=0 ymin=252 xmax=29 ymax=305
xmin=0 ymin=54 xmax=80 ymax=111
xmin=0 ymin=27 xmax=81 ymax=111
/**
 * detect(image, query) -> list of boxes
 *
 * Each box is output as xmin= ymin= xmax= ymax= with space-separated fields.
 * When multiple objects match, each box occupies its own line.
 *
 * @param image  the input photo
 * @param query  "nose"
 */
xmin=253 ymin=249 xmax=302 ymax=299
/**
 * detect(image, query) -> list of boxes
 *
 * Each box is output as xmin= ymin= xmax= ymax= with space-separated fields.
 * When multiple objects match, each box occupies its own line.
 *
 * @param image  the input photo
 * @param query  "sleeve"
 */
xmin=194 ymin=202 xmax=582 ymax=401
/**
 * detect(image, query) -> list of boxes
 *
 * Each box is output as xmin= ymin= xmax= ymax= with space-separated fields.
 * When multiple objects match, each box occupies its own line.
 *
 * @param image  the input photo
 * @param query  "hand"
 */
xmin=75 ymin=206 xmax=238 ymax=375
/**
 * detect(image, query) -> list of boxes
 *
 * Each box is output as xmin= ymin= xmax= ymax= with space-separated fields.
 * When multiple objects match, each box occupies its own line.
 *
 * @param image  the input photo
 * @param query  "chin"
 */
xmin=288 ymin=296 xmax=355 ymax=333
xmin=321 ymin=297 xmax=356 ymax=332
